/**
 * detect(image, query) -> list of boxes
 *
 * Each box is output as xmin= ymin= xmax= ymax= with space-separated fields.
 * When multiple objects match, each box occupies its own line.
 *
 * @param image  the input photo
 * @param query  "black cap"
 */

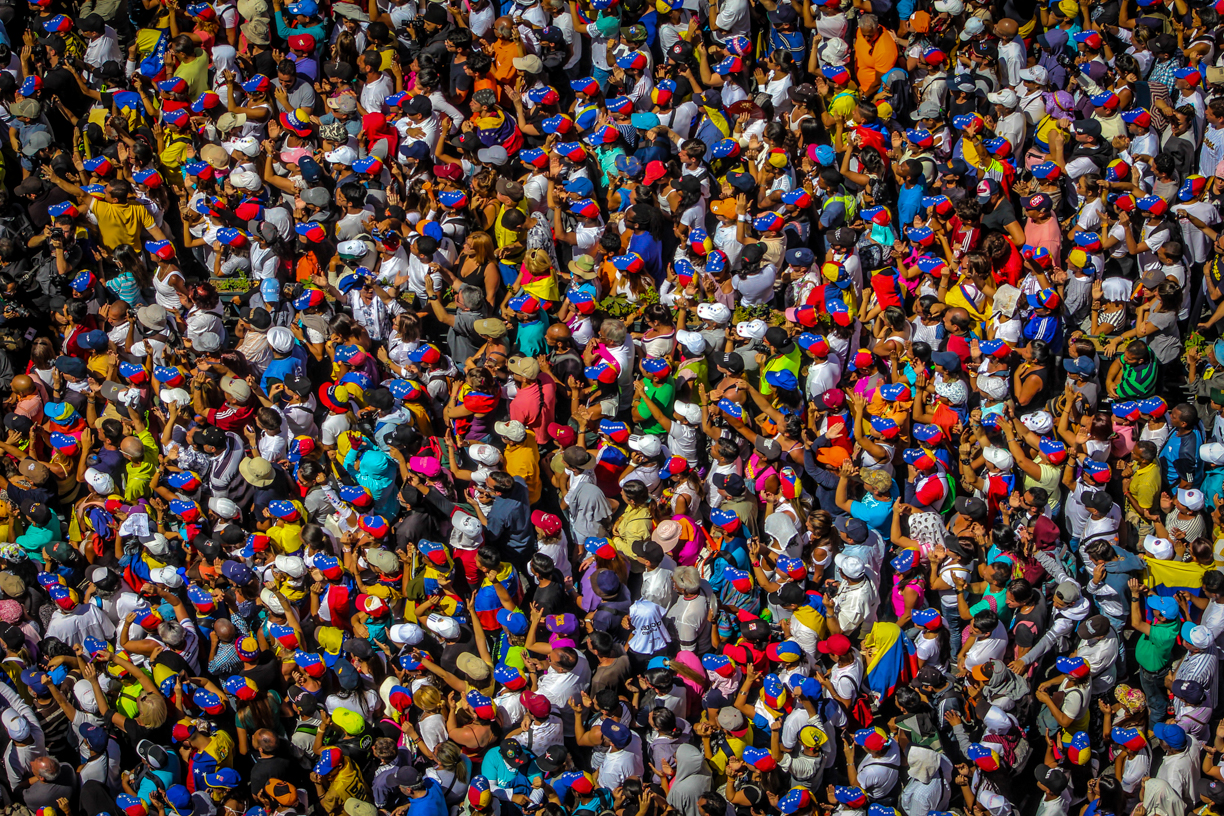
xmin=1035 ymin=766 xmax=1069 ymax=794
xmin=829 ymin=227 xmax=857 ymax=248
xmin=78 ymin=13 xmax=104 ymax=31
xmin=915 ymin=664 xmax=946 ymax=687
xmin=954 ymin=496 xmax=988 ymax=522
xmin=741 ymin=242 xmax=766 ymax=265
xmin=284 ymin=373 xmax=312 ymax=395
xmin=1083 ymin=490 xmax=1113 ymax=513
xmin=1197 ymin=779 xmax=1224 ymax=805
xmin=423 ymin=3 xmax=447 ymax=23
xmin=1076 ymin=614 xmax=1110 ymax=640
xmin=777 ymin=583 xmax=806 ymax=606
xmin=1075 ymin=119 xmax=1103 ymax=140
xmin=540 ymin=25 xmax=564 ymax=44
xmin=3 ymin=413 xmax=31 ymax=434
xmin=668 ymin=40 xmax=694 ymax=62
xmin=717 ymin=353 xmax=745 ymax=375
xmin=739 ymin=618 xmax=770 ymax=641
xmin=536 ymin=744 xmax=569 ymax=773
xmin=194 ymin=535 xmax=221 ymax=560
xmin=323 ymin=61 xmax=358 ymax=81
xmin=764 ymin=326 xmax=793 ymax=353
xmin=345 ymin=637 xmax=374 ymax=659
xmin=631 ymin=539 xmax=665 ymax=564
xmin=714 ymin=472 xmax=746 ymax=496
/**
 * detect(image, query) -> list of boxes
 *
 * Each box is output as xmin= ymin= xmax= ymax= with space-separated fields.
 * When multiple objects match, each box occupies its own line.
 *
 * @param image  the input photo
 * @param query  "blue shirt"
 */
xmin=897 ymin=181 xmax=926 ymax=229
xmin=851 ymin=481 xmax=900 ymax=532
xmin=406 ymin=779 xmax=448 ymax=816
xmin=628 ymin=231 xmax=664 ymax=283
xmin=261 ymin=354 xmax=306 ymax=392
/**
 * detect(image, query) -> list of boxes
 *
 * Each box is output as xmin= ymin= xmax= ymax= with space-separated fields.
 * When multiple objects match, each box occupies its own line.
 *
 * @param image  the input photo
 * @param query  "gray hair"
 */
xmin=860 ymin=13 xmax=878 ymax=27
xmin=36 ymin=757 xmax=60 ymax=781
xmin=601 ymin=319 xmax=627 ymax=345
xmin=458 ymin=285 xmax=484 ymax=311
xmin=159 ymin=620 xmax=186 ymax=649
xmin=673 ymin=566 xmax=701 ymax=595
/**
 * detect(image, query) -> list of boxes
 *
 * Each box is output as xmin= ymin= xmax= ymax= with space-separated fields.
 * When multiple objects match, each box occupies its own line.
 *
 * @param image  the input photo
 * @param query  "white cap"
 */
xmin=1143 ymin=535 xmax=1175 ymax=560
xmin=144 ymin=533 xmax=171 ymax=556
xmin=673 ymin=401 xmax=702 ymax=424
xmin=696 ymin=302 xmax=732 ymax=324
xmin=834 ymin=553 xmax=865 ymax=580
xmin=469 ymin=443 xmax=502 ymax=466
xmin=958 ymin=16 xmax=984 ymax=39
xmin=1018 ymin=65 xmax=1049 ymax=84
xmin=267 ymin=327 xmax=294 ymax=353
xmin=1187 ymin=624 xmax=1213 ymax=649
xmin=1177 ymin=488 xmax=1206 ymax=512
xmin=675 ymin=329 xmax=707 ymax=354
xmin=208 ymin=497 xmax=241 ymax=519
xmin=149 ymin=566 xmax=185 ymax=588
xmin=259 ymin=588 xmax=285 ymax=614
xmin=477 ymin=145 xmax=508 ymax=166
xmin=934 ymin=0 xmax=963 ymax=11
xmin=817 ymin=37 xmax=850 ymax=67
xmin=1202 ymin=442 xmax=1224 ymax=466
xmin=1020 ymin=411 xmax=1054 ymax=433
xmin=628 ymin=434 xmax=663 ymax=457
xmin=229 ymin=168 xmax=262 ymax=190
xmin=470 ymin=467 xmax=491 ymax=485
xmin=389 ymin=622 xmax=425 ymax=645
xmin=426 ymin=613 xmax=461 ymax=640
xmin=2 ymin=709 xmax=30 ymax=741
xmin=494 ymin=420 xmax=527 ymax=442
xmin=736 ymin=319 xmax=768 ymax=340
xmin=231 ymin=136 xmax=260 ymax=157
xmin=986 ymin=89 xmax=1019 ymax=109
xmin=274 ymin=555 xmax=306 ymax=578
xmin=84 ymin=467 xmax=115 ymax=496
xmin=982 ymin=447 xmax=1014 ymax=471
xmin=325 ymin=146 xmax=357 ymax=166
xmin=159 ymin=387 xmax=191 ymax=407
xmin=73 ymin=678 xmax=99 ymax=714
xmin=338 ymin=239 xmax=368 ymax=258
xmin=452 ymin=511 xmax=482 ymax=538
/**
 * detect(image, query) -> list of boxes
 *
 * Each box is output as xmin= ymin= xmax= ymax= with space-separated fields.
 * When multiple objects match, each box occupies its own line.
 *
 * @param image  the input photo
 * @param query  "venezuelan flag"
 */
xmin=1143 ymin=555 xmax=1211 ymax=597
xmin=863 ymin=622 xmax=918 ymax=698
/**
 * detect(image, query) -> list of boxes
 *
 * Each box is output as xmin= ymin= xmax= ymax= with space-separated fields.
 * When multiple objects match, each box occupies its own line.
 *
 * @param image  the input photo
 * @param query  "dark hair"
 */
xmin=1008 ymin=578 xmax=1034 ymax=604
xmin=972 ymin=610 xmax=999 ymax=632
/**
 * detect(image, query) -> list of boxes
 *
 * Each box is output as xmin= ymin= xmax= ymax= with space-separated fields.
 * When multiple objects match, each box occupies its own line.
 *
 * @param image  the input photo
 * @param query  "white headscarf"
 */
xmin=212 ymin=45 xmax=243 ymax=106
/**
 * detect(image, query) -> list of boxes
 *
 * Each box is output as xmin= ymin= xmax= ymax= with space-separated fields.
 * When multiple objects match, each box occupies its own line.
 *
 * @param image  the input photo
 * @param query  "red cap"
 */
xmin=531 ymin=510 xmax=562 ymax=536
xmin=520 ymin=690 xmax=552 ymax=719
xmin=817 ymin=633 xmax=851 ymax=656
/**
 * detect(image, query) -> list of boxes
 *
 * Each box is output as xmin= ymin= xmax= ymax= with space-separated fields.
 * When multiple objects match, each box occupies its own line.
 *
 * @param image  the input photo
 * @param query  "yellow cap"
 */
xmin=800 ymin=724 xmax=829 ymax=748
xmin=1067 ymin=248 xmax=1088 ymax=269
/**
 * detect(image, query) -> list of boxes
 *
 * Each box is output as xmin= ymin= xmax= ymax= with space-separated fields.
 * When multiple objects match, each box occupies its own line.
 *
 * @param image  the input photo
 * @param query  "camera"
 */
xmin=48 ymin=227 xmax=65 ymax=244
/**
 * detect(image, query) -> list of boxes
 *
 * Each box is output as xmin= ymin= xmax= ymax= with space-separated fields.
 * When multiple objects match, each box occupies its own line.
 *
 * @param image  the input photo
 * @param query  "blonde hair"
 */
xmin=136 ymin=691 xmax=168 ymax=728
xmin=415 ymin=684 xmax=443 ymax=712
xmin=466 ymin=231 xmax=496 ymax=266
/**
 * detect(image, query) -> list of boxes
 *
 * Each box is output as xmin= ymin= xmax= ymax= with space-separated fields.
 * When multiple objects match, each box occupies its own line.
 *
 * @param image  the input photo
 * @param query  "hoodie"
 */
xmin=1086 ymin=546 xmax=1144 ymax=623
xmin=1021 ymin=551 xmax=1091 ymax=668
xmin=666 ymin=744 xmax=713 ymax=816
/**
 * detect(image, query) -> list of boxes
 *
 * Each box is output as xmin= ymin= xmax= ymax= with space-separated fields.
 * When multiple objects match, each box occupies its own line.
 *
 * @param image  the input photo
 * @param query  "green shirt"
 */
xmin=637 ymin=379 xmax=675 ymax=435
xmin=760 ymin=345 xmax=802 ymax=396
xmin=1135 ymin=620 xmax=1179 ymax=672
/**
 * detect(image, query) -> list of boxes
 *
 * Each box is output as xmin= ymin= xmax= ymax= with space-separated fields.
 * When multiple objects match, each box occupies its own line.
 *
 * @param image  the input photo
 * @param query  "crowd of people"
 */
xmin=5 ymin=0 xmax=1224 ymax=815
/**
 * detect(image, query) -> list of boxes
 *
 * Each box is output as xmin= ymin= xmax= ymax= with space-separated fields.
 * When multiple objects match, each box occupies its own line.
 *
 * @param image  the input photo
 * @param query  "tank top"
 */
xmin=153 ymin=268 xmax=185 ymax=311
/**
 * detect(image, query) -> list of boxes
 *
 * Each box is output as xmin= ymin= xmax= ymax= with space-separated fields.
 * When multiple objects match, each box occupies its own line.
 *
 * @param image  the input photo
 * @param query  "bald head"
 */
xmin=107 ymin=301 xmax=129 ymax=322
xmin=546 ymin=323 xmax=572 ymax=343
xmin=995 ymin=18 xmax=1018 ymax=38
xmin=254 ymin=729 xmax=278 ymax=754
xmin=119 ymin=436 xmax=145 ymax=460
xmin=213 ymin=618 xmax=236 ymax=642
xmin=10 ymin=375 xmax=33 ymax=397
xmin=32 ymin=756 xmax=59 ymax=781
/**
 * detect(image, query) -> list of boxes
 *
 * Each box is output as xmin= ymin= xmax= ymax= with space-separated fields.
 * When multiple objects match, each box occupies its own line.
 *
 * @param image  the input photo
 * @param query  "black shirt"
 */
xmin=981 ymin=199 xmax=1019 ymax=234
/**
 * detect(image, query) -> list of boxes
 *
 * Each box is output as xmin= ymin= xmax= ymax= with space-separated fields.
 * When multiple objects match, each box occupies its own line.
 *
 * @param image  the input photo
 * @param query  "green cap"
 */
xmin=595 ymin=14 xmax=620 ymax=36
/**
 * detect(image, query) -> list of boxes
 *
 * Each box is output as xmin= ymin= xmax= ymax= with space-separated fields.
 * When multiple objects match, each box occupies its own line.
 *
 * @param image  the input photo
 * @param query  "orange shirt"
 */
xmin=854 ymin=29 xmax=898 ymax=94
xmin=490 ymin=39 xmax=520 ymax=87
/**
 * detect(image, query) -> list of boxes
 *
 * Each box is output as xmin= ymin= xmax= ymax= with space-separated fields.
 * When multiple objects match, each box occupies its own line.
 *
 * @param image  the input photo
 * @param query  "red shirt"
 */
xmin=206 ymin=402 xmax=255 ymax=432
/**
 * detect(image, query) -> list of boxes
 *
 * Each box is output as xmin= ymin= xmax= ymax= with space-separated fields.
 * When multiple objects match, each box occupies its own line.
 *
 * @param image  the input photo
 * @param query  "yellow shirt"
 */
xmin=1128 ymin=461 xmax=1160 ymax=519
xmin=124 ymin=429 xmax=159 ymax=501
xmin=159 ymin=133 xmax=193 ymax=177
xmin=269 ymin=522 xmax=303 ymax=553
xmin=612 ymin=504 xmax=653 ymax=558
xmin=174 ymin=52 xmax=209 ymax=98
xmin=92 ymin=199 xmax=155 ymax=250
xmin=504 ymin=436 xmax=541 ymax=504
xmin=760 ymin=346 xmax=801 ymax=396
xmin=320 ymin=758 xmax=370 ymax=816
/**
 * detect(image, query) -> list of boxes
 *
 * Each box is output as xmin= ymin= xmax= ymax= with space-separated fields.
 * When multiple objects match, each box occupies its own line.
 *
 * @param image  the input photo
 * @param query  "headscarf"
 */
xmin=363 ymin=113 xmax=399 ymax=158
xmin=1142 ymin=778 xmax=1186 ymax=816
xmin=982 ymin=705 xmax=1019 ymax=735
xmin=982 ymin=659 xmax=1030 ymax=710
xmin=212 ymin=45 xmax=242 ymax=106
